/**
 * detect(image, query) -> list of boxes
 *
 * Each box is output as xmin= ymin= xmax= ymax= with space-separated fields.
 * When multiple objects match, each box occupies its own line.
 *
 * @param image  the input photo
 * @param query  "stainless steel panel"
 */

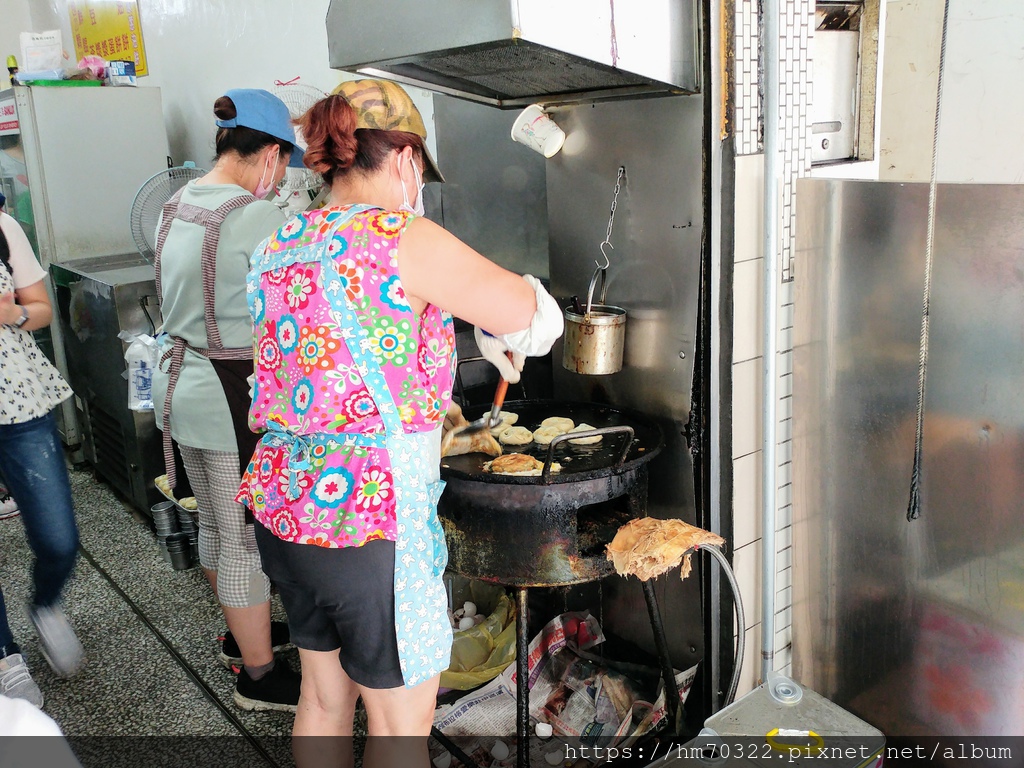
xmin=547 ymin=95 xmax=704 ymax=670
xmin=433 ymin=95 xmax=549 ymax=279
xmin=51 ymin=255 xmax=163 ymax=513
xmin=793 ymin=180 xmax=1024 ymax=735
xmin=327 ymin=0 xmax=699 ymax=106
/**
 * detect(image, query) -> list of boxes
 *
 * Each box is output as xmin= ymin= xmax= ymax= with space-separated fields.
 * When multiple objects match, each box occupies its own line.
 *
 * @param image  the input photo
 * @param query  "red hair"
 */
xmin=297 ymin=95 xmax=425 ymax=186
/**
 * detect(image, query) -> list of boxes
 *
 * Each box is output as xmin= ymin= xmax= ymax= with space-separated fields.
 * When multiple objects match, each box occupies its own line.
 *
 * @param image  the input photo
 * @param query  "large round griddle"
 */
xmin=440 ymin=399 xmax=663 ymax=484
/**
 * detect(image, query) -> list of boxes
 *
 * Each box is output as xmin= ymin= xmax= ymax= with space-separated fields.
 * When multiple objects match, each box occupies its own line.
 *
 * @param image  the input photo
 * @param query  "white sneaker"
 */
xmin=0 ymin=494 xmax=19 ymax=521
xmin=30 ymin=605 xmax=84 ymax=678
xmin=0 ymin=653 xmax=44 ymax=707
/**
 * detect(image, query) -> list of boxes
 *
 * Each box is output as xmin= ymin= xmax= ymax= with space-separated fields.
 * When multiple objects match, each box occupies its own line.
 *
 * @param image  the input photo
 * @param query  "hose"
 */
xmin=701 ymin=544 xmax=745 ymax=707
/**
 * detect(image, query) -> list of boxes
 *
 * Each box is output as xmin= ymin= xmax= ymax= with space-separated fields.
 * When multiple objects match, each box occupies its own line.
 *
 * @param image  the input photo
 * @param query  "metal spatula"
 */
xmin=448 ymin=352 xmax=513 ymax=437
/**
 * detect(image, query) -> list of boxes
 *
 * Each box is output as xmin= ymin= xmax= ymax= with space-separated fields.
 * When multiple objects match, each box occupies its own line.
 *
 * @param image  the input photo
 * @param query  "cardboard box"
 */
xmin=105 ymin=60 xmax=136 ymax=87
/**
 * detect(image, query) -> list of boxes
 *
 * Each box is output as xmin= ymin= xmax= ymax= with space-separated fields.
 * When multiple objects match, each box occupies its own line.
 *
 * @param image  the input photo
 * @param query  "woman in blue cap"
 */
xmin=152 ymin=89 xmax=302 ymax=712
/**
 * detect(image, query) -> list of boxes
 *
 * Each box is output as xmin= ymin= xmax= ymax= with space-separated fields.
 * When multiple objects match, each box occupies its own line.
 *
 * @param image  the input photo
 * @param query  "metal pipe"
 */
xmin=516 ymin=588 xmax=530 ymax=768
xmin=641 ymin=580 xmax=682 ymax=729
xmin=430 ymin=726 xmax=480 ymax=768
xmin=760 ymin=0 xmax=781 ymax=682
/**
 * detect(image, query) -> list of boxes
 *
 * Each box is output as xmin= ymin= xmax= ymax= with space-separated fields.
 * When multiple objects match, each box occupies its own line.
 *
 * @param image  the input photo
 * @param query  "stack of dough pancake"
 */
xmin=497 ymin=416 xmax=603 ymax=447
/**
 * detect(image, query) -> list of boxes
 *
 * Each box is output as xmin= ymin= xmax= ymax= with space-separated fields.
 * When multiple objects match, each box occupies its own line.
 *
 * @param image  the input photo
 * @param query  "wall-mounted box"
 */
xmin=812 ymin=2 xmax=877 ymax=165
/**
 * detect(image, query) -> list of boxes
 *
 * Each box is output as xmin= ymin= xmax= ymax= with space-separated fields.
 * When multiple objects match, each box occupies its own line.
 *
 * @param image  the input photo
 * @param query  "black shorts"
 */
xmin=254 ymin=523 xmax=405 ymax=689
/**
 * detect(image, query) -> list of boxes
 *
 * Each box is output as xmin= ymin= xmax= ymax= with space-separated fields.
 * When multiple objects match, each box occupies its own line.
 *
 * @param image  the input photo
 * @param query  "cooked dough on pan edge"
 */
xmin=568 ymin=423 xmax=602 ymax=445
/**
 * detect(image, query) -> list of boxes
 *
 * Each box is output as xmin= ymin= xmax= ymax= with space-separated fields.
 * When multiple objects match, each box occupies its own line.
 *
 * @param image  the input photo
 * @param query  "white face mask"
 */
xmin=254 ymin=148 xmax=280 ymax=200
xmin=398 ymin=153 xmax=425 ymax=216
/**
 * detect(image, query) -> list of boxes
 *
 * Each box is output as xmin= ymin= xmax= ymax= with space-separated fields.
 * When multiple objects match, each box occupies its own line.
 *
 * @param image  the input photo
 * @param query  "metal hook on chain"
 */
xmin=596 ymin=166 xmax=626 ymax=271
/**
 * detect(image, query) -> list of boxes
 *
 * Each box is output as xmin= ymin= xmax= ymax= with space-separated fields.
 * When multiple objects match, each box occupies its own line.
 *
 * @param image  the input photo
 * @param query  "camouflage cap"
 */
xmin=332 ymin=78 xmax=445 ymax=183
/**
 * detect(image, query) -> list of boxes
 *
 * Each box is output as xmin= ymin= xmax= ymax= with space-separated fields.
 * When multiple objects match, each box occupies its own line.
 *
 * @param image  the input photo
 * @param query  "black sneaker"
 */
xmin=233 ymin=660 xmax=301 ymax=713
xmin=219 ymin=621 xmax=292 ymax=670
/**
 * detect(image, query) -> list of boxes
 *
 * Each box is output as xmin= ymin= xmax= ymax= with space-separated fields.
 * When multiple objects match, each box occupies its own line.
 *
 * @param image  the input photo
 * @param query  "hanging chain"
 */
xmin=604 ymin=166 xmax=625 ymax=246
xmin=598 ymin=166 xmax=626 ymax=269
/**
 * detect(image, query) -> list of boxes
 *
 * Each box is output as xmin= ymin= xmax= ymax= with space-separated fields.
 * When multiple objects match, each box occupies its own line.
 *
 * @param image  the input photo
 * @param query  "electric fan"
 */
xmin=272 ymin=82 xmax=328 ymax=213
xmin=130 ymin=161 xmax=207 ymax=264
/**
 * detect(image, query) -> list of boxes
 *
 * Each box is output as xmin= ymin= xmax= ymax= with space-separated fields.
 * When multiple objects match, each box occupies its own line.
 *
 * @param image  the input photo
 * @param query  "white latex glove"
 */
xmin=474 ymin=326 xmax=526 ymax=384
xmin=496 ymin=275 xmax=564 ymax=358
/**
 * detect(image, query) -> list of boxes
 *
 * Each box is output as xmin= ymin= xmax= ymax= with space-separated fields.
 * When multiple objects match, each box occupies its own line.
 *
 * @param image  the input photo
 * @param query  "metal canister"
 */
xmin=562 ymin=266 xmax=627 ymax=375
xmin=562 ymin=305 xmax=626 ymax=374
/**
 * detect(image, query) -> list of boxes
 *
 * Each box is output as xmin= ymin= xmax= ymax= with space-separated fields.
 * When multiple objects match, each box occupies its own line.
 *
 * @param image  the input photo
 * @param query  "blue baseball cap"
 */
xmin=215 ymin=89 xmax=305 ymax=168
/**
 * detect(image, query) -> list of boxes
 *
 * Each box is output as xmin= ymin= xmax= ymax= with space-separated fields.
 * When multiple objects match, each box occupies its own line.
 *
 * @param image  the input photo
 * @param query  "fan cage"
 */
xmin=273 ymin=83 xmax=327 ymax=194
xmin=130 ymin=166 xmax=206 ymax=263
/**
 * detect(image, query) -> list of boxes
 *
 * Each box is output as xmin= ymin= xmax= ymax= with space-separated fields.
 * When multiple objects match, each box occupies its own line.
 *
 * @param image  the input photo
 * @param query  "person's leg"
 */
xmin=360 ymin=676 xmax=440 ymax=736
xmin=359 ymin=676 xmax=440 ymax=768
xmin=180 ymin=445 xmax=275 ymax=666
xmin=291 ymin=648 xmax=358 ymax=768
xmin=0 ymin=414 xmax=83 ymax=678
xmin=0 ymin=414 xmax=79 ymax=608
xmin=180 ymin=445 xmax=298 ymax=711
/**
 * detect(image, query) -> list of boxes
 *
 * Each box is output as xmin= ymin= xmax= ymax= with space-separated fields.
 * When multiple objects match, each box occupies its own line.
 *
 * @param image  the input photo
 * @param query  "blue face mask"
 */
xmin=399 ymin=155 xmax=425 ymax=217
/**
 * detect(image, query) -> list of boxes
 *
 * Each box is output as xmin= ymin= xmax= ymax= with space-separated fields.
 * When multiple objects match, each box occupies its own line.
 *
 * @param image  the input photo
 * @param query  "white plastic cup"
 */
xmin=511 ymin=104 xmax=566 ymax=158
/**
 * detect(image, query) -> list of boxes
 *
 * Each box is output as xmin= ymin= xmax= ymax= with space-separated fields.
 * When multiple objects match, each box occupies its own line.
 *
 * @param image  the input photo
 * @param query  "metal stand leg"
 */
xmin=641 ymin=579 xmax=682 ymax=730
xmin=431 ymin=726 xmax=480 ymax=768
xmin=516 ymin=587 xmax=531 ymax=768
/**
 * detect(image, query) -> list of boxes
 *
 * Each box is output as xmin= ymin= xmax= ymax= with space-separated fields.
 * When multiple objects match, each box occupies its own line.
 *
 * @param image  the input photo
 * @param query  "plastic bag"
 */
xmin=77 ymin=55 xmax=107 ymax=79
xmin=119 ymin=330 xmax=157 ymax=411
xmin=441 ymin=575 xmax=517 ymax=691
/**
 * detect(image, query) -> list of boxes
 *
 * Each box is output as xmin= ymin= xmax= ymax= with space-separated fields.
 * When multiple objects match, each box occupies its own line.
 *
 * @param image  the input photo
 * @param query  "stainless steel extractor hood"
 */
xmin=326 ymin=0 xmax=700 ymax=108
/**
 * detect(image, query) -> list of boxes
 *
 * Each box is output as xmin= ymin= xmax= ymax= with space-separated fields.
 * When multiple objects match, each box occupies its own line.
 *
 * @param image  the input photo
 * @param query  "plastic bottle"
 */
xmin=121 ymin=332 xmax=156 ymax=411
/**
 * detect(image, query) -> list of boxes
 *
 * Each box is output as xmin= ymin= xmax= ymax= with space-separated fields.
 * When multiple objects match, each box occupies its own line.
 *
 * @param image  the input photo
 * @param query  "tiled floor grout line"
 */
xmin=75 ymin=544 xmax=281 ymax=768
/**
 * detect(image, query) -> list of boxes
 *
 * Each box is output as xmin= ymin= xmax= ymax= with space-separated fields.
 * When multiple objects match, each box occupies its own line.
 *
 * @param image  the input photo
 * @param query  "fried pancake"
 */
xmin=484 ymin=453 xmax=561 ymax=476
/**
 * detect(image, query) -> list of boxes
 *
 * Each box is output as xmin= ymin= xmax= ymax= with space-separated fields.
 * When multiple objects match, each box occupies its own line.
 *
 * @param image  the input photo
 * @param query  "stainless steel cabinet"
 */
xmin=51 ymin=255 xmax=162 ymax=513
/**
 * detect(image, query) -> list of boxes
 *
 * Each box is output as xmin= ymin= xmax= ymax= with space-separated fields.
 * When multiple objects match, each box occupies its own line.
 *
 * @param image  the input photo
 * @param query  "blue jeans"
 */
xmin=0 ymin=412 xmax=79 ymax=652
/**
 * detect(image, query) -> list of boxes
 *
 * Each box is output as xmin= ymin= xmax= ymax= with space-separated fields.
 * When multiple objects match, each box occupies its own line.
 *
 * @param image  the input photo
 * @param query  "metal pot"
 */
xmin=562 ymin=267 xmax=627 ymax=375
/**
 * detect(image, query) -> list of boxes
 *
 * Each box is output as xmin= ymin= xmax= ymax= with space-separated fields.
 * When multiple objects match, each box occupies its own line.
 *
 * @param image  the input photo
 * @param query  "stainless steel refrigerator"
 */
xmin=0 ymin=84 xmax=169 ymax=449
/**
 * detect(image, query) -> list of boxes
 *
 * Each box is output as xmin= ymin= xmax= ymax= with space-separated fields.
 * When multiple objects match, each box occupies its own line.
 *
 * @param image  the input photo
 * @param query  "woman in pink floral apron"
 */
xmin=236 ymin=79 xmax=563 ymax=763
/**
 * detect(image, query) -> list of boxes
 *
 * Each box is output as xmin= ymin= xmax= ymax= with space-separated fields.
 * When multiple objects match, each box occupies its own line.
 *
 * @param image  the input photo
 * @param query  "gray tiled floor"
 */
xmin=0 ymin=465 xmax=301 ymax=766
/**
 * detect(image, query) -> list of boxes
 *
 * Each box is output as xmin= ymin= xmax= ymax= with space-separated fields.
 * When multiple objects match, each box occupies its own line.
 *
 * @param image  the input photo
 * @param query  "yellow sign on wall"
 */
xmin=68 ymin=1 xmax=148 ymax=76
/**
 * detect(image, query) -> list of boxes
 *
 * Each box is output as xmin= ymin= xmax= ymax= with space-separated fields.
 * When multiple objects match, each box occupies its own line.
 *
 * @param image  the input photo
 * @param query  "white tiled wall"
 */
xmin=735 ymin=0 xmax=761 ymax=156
xmin=734 ymin=0 xmax=814 ymax=282
xmin=731 ymin=0 xmax=814 ymax=697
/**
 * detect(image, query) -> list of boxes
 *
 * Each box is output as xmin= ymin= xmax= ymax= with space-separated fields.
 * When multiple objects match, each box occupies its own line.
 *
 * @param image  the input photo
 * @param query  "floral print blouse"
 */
xmin=237 ymin=206 xmax=456 ymax=548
